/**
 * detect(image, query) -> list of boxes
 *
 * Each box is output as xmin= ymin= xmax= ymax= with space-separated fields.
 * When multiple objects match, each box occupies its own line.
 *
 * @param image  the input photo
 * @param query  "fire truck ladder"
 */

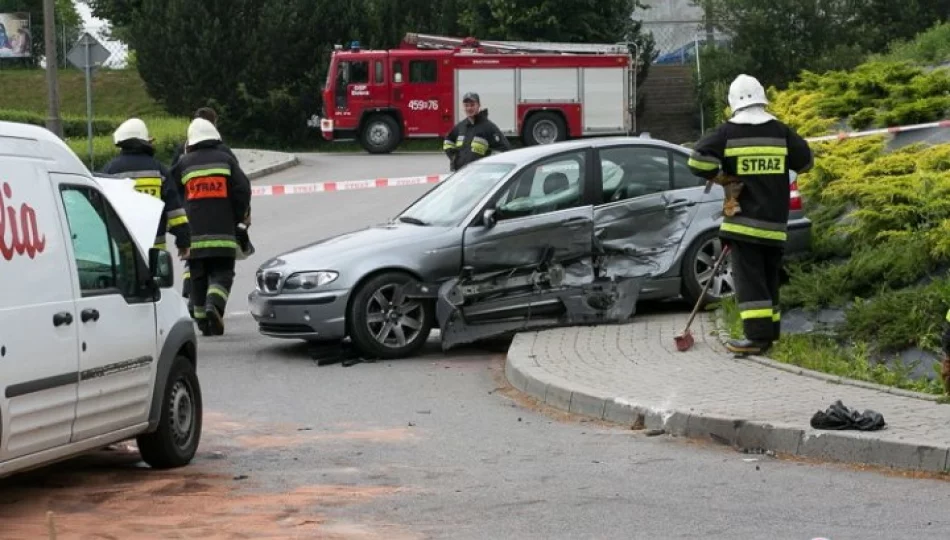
xmin=403 ymin=33 xmax=641 ymax=134
xmin=403 ymin=32 xmax=632 ymax=55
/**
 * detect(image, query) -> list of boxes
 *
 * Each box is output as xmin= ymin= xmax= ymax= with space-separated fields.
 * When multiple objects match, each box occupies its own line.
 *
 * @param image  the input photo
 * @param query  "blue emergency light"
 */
xmin=350 ymin=41 xmax=361 ymax=51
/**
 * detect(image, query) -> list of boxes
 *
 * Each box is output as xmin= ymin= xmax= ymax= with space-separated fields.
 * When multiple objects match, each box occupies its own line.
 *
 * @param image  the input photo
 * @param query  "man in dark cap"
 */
xmin=442 ymin=92 xmax=510 ymax=171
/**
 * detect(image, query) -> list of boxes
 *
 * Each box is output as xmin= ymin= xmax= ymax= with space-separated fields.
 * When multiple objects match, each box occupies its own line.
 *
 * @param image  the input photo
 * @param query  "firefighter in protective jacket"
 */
xmin=169 ymin=118 xmax=252 ymax=336
xmin=443 ymin=92 xmax=510 ymax=171
xmin=100 ymin=118 xmax=191 ymax=258
xmin=687 ymin=74 xmax=813 ymax=355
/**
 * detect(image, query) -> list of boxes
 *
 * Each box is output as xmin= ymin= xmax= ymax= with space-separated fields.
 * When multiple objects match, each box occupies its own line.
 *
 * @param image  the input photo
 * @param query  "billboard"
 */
xmin=0 ymin=13 xmax=31 ymax=58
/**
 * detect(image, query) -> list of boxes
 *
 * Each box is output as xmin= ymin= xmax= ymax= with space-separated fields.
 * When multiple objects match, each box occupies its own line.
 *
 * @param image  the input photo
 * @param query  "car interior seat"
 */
xmin=543 ymin=172 xmax=570 ymax=195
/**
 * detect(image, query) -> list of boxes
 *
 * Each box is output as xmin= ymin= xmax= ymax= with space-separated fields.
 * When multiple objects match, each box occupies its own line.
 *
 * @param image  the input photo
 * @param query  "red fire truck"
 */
xmin=314 ymin=33 xmax=640 ymax=154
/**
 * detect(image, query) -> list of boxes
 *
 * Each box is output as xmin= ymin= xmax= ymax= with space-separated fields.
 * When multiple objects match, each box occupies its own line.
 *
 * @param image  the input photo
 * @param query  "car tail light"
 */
xmin=789 ymin=180 xmax=802 ymax=211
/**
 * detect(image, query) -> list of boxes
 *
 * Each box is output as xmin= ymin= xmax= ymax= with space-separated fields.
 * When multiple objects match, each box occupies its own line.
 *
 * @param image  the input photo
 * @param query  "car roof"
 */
xmin=475 ymin=136 xmax=691 ymax=165
xmin=0 ymin=120 xmax=91 ymax=176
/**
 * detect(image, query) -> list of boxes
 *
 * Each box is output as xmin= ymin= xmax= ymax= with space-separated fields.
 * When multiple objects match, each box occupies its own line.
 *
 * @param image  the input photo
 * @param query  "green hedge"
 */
xmin=63 ymin=116 xmax=190 ymax=170
xmin=0 ymin=109 xmax=121 ymax=139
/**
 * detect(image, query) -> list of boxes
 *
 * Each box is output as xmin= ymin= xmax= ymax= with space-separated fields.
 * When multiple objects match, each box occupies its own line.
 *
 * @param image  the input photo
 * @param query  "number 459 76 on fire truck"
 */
xmin=312 ymin=33 xmax=641 ymax=154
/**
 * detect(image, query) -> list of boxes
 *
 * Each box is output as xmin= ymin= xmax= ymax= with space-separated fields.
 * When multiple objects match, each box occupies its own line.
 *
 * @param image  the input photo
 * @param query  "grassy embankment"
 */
xmin=718 ymin=23 xmax=950 ymax=396
xmin=0 ymin=68 xmax=444 ymax=168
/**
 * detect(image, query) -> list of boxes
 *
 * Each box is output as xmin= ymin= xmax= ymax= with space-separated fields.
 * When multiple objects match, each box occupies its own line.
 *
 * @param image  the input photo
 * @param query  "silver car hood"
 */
xmin=260 ymin=221 xmax=449 ymax=270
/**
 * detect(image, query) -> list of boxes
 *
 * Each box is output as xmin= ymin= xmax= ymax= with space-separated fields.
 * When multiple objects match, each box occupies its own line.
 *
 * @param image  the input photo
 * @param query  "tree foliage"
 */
xmin=81 ymin=0 xmax=141 ymax=42
xmin=694 ymin=0 xmax=950 ymax=133
xmin=702 ymin=0 xmax=950 ymax=90
xmin=118 ymin=0 xmax=655 ymax=145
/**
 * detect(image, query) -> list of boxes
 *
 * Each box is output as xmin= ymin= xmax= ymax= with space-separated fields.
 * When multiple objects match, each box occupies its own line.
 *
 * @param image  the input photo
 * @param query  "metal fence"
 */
xmin=56 ymin=16 xmax=128 ymax=70
xmin=631 ymin=20 xmax=733 ymax=139
xmin=640 ymin=19 xmax=728 ymax=66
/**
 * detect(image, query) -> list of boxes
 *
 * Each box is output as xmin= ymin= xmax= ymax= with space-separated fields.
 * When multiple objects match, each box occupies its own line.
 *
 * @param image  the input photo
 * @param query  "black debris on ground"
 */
xmin=810 ymin=400 xmax=887 ymax=431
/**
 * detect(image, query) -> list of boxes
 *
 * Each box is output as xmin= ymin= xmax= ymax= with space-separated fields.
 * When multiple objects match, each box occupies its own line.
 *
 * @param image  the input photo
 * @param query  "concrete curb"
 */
xmin=504 ymin=329 xmax=950 ymax=473
xmin=711 ymin=308 xmax=943 ymax=403
xmin=246 ymin=154 xmax=300 ymax=180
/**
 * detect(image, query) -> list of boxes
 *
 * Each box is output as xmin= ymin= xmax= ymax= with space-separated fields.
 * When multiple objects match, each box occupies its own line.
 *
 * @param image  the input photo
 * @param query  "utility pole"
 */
xmin=703 ymin=0 xmax=716 ymax=45
xmin=43 ymin=0 xmax=64 ymax=139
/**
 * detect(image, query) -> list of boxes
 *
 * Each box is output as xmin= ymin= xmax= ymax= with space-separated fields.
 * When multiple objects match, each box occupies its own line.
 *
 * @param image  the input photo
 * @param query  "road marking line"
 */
xmin=252 ymin=174 xmax=447 ymax=197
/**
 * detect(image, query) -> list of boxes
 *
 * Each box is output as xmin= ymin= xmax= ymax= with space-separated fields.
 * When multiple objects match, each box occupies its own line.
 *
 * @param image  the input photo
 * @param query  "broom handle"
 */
xmin=683 ymin=244 xmax=731 ymax=329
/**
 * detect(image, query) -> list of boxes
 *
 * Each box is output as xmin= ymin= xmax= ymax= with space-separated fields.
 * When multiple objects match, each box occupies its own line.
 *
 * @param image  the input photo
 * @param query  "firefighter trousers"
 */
xmin=730 ymin=239 xmax=783 ymax=343
xmin=189 ymin=256 xmax=236 ymax=335
xmin=182 ymin=260 xmax=192 ymax=300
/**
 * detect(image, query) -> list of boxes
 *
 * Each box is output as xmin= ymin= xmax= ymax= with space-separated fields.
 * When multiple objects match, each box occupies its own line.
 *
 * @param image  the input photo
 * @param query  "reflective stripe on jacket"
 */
xmin=443 ymin=109 xmax=510 ymax=171
xmin=687 ymin=120 xmax=813 ymax=246
xmin=99 ymin=150 xmax=191 ymax=250
xmin=169 ymin=140 xmax=251 ymax=259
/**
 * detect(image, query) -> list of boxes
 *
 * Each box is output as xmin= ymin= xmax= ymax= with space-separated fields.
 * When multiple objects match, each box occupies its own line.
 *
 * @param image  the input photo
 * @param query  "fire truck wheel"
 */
xmin=360 ymin=115 xmax=401 ymax=154
xmin=524 ymin=112 xmax=567 ymax=146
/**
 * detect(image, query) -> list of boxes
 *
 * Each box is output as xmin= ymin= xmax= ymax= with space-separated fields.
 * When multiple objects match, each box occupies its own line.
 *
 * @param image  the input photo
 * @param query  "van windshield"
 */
xmin=395 ymin=163 xmax=515 ymax=227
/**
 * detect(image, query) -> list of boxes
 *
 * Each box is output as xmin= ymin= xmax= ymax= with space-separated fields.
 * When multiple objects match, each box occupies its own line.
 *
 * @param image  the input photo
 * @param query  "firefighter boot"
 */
xmin=725 ymin=338 xmax=772 ymax=356
xmin=206 ymin=302 xmax=225 ymax=336
xmin=192 ymin=306 xmax=212 ymax=336
xmin=206 ymin=283 xmax=230 ymax=336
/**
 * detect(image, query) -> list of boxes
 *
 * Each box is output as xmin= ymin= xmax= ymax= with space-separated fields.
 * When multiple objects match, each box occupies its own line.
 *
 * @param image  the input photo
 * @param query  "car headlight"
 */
xmin=281 ymin=271 xmax=338 ymax=292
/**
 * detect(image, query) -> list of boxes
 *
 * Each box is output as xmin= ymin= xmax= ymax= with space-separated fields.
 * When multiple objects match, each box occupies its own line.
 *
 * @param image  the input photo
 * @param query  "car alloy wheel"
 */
xmin=693 ymin=236 xmax=734 ymax=300
xmin=365 ymin=283 xmax=426 ymax=349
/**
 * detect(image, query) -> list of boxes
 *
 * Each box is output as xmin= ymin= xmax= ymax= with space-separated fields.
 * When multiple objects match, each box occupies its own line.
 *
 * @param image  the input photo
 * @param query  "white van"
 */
xmin=0 ymin=121 xmax=202 ymax=479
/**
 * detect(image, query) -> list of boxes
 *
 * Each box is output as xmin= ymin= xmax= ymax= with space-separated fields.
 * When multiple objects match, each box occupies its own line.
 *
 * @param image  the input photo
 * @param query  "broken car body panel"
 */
xmin=435 ymin=147 xmax=697 ymax=350
xmin=592 ymin=189 xmax=701 ymax=280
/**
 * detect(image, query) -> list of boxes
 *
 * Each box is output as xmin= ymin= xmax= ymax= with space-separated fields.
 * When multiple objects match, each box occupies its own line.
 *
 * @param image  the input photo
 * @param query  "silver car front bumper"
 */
xmin=248 ymin=289 xmax=350 ymax=341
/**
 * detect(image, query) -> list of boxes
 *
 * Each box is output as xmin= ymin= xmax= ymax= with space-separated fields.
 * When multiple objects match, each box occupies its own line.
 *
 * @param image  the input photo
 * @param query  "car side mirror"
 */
xmin=149 ymin=248 xmax=174 ymax=289
xmin=483 ymin=208 xmax=497 ymax=228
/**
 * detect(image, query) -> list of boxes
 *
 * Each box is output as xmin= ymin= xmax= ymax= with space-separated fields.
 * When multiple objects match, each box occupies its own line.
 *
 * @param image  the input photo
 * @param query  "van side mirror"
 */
xmin=149 ymin=248 xmax=174 ymax=288
xmin=483 ymin=208 xmax=497 ymax=228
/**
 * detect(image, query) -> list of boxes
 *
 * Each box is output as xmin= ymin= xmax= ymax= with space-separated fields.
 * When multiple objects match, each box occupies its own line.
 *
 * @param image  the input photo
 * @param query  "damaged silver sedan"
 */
xmin=249 ymin=137 xmax=811 ymax=359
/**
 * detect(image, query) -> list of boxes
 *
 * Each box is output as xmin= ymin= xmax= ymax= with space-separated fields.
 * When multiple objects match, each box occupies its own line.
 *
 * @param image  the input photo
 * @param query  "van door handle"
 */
xmin=53 ymin=312 xmax=73 ymax=327
xmin=81 ymin=308 xmax=100 ymax=323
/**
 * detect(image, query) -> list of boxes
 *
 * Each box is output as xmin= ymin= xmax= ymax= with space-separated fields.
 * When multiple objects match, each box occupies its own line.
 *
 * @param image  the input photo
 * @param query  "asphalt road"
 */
xmin=3 ymin=153 xmax=950 ymax=540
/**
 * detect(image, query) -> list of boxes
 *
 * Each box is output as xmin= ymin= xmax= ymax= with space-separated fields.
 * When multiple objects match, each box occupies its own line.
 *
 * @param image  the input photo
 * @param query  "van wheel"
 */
xmin=360 ymin=115 xmax=401 ymax=154
xmin=137 ymin=355 xmax=202 ymax=469
xmin=347 ymin=271 xmax=434 ymax=359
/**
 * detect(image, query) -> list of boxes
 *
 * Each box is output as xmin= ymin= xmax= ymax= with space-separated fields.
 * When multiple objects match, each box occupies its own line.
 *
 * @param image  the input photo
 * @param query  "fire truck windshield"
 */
xmin=395 ymin=163 xmax=515 ymax=227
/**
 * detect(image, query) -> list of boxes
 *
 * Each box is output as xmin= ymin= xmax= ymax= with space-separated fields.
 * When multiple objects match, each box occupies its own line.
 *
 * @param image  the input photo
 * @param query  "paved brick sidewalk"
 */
xmin=505 ymin=310 xmax=950 ymax=472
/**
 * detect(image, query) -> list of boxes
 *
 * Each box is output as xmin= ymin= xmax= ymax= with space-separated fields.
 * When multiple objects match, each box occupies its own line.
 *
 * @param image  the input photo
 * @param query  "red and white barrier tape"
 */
xmin=250 ymin=120 xmax=950 ymax=197
xmin=805 ymin=119 xmax=950 ymax=142
xmin=252 ymin=173 xmax=448 ymax=197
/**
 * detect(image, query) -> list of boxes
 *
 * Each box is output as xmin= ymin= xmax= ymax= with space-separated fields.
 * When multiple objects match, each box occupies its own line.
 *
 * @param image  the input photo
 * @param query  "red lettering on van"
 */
xmin=0 ymin=182 xmax=46 ymax=261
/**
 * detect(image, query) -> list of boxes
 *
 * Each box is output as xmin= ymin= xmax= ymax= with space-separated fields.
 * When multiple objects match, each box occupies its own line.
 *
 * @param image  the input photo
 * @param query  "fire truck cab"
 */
xmin=316 ymin=33 xmax=638 ymax=154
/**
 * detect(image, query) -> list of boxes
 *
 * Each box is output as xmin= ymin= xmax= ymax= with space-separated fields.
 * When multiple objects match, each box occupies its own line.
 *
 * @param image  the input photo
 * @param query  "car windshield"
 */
xmin=396 ymin=162 xmax=516 ymax=227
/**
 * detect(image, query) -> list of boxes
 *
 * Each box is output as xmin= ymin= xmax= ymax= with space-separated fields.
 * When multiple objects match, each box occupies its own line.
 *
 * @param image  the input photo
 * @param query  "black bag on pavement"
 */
xmin=810 ymin=400 xmax=886 ymax=431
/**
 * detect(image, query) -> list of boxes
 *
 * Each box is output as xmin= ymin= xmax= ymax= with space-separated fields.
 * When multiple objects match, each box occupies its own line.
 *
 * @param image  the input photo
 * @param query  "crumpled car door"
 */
xmin=592 ymin=145 xmax=704 ymax=279
xmin=593 ymin=190 xmax=701 ymax=278
xmin=433 ymin=148 xmax=653 ymax=350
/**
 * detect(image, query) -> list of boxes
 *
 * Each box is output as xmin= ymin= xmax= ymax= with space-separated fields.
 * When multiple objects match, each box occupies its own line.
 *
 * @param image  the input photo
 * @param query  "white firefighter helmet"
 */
xmin=728 ymin=74 xmax=768 ymax=113
xmin=187 ymin=117 xmax=221 ymax=146
xmin=113 ymin=118 xmax=150 ymax=145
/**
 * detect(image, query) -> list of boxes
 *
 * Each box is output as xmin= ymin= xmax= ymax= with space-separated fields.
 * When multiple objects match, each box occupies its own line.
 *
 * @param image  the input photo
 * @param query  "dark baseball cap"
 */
xmin=463 ymin=92 xmax=480 ymax=103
